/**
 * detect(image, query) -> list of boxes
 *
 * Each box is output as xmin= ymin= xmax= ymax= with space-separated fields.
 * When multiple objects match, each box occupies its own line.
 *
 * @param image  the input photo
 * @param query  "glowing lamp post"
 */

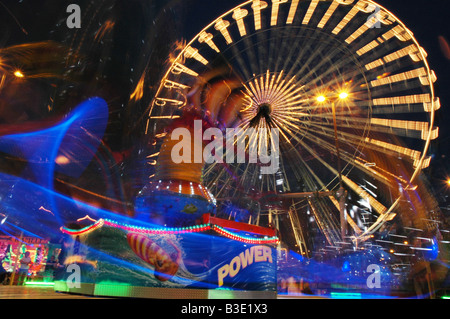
xmin=317 ymin=91 xmax=349 ymax=241
xmin=14 ymin=70 xmax=25 ymax=78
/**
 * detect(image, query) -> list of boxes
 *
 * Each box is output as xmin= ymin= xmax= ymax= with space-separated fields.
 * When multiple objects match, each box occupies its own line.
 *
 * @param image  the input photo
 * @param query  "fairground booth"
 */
xmin=0 ymin=232 xmax=60 ymax=285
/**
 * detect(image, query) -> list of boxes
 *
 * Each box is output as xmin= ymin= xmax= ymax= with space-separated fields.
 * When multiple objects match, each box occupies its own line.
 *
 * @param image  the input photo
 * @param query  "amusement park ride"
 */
xmin=0 ymin=0 xmax=446 ymax=298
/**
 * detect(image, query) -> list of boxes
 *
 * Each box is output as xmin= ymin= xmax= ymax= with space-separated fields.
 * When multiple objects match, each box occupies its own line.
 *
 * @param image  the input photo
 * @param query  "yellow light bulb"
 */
xmin=339 ymin=92 xmax=349 ymax=100
xmin=317 ymin=95 xmax=326 ymax=103
xmin=14 ymin=70 xmax=24 ymax=78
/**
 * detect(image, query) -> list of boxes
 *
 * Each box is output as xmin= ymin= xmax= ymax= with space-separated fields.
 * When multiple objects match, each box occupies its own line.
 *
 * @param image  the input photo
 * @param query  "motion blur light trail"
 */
xmin=278 ymin=246 xmax=398 ymax=297
xmin=0 ymin=169 xmax=169 ymax=241
xmin=0 ymin=97 xmax=108 ymax=184
xmin=0 ymin=97 xmax=109 ymax=234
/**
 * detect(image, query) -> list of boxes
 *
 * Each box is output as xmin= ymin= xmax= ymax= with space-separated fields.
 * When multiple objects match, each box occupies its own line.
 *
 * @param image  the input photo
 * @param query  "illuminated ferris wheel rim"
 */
xmin=145 ymin=0 xmax=439 ymax=241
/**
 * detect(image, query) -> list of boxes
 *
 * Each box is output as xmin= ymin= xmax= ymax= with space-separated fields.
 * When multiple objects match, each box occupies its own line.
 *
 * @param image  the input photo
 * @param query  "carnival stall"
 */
xmin=0 ymin=234 xmax=60 ymax=284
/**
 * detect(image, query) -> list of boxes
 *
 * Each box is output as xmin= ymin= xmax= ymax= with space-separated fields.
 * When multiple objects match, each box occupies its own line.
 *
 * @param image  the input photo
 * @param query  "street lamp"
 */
xmin=317 ymin=91 xmax=350 ymax=241
xmin=13 ymin=70 xmax=24 ymax=78
xmin=316 ymin=95 xmax=326 ymax=103
xmin=338 ymin=92 xmax=349 ymax=100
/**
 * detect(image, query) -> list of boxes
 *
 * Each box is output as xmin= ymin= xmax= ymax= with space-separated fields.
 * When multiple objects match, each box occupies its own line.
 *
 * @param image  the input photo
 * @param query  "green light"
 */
xmin=25 ymin=281 xmax=55 ymax=287
xmin=94 ymin=281 xmax=133 ymax=297
xmin=442 ymin=296 xmax=450 ymax=299
xmin=330 ymin=292 xmax=362 ymax=299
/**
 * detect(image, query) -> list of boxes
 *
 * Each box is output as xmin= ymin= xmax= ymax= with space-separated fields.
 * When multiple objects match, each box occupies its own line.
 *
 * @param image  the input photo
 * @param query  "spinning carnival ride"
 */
xmin=142 ymin=0 xmax=440 ymax=256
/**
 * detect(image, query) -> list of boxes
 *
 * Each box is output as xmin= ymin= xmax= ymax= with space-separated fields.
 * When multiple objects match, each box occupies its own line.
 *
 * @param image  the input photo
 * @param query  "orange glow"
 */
xmin=232 ymin=8 xmax=248 ymax=37
xmin=316 ymin=95 xmax=326 ymax=103
xmin=214 ymin=19 xmax=232 ymax=44
xmin=94 ymin=20 xmax=115 ymax=42
xmin=130 ymin=73 xmax=145 ymax=102
xmin=77 ymin=215 xmax=98 ymax=223
xmin=55 ymin=155 xmax=70 ymax=165
xmin=339 ymin=92 xmax=349 ymax=100
xmin=303 ymin=0 xmax=319 ymax=25
xmin=286 ymin=0 xmax=299 ymax=24
xmin=184 ymin=46 xmax=209 ymax=65
xmin=14 ymin=70 xmax=24 ymax=78
xmin=198 ymin=31 xmax=220 ymax=53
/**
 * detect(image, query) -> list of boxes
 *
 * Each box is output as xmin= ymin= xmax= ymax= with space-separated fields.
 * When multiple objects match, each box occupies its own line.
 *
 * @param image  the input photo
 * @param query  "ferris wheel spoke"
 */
xmin=280 ymin=132 xmax=365 ymax=237
xmin=308 ymin=198 xmax=341 ymax=245
xmin=225 ymin=43 xmax=253 ymax=81
xmin=283 ymin=124 xmax=388 ymax=216
xmin=295 ymin=47 xmax=362 ymax=90
xmin=298 ymin=128 xmax=384 ymax=184
xmin=272 ymin=109 xmax=430 ymax=191
xmin=244 ymin=37 xmax=263 ymax=76
xmin=281 ymin=123 xmax=340 ymax=177
xmin=276 ymin=27 xmax=320 ymax=76
xmin=284 ymin=35 xmax=335 ymax=82
xmin=354 ymin=156 xmax=409 ymax=185
xmin=279 ymin=145 xmax=334 ymax=204
xmin=272 ymin=27 xmax=308 ymax=73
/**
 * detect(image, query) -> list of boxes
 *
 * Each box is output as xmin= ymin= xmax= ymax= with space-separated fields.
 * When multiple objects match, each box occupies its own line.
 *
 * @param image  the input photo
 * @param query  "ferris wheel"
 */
xmin=143 ymin=0 xmax=439 ymax=250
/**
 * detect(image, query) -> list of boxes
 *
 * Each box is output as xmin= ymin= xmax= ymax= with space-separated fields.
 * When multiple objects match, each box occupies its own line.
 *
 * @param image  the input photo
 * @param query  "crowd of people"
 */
xmin=0 ymin=249 xmax=60 ymax=285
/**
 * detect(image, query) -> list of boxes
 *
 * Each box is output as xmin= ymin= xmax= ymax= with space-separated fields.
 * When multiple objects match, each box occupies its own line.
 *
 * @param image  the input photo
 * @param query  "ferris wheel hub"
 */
xmin=250 ymin=102 xmax=273 ymax=127
xmin=257 ymin=103 xmax=272 ymax=115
